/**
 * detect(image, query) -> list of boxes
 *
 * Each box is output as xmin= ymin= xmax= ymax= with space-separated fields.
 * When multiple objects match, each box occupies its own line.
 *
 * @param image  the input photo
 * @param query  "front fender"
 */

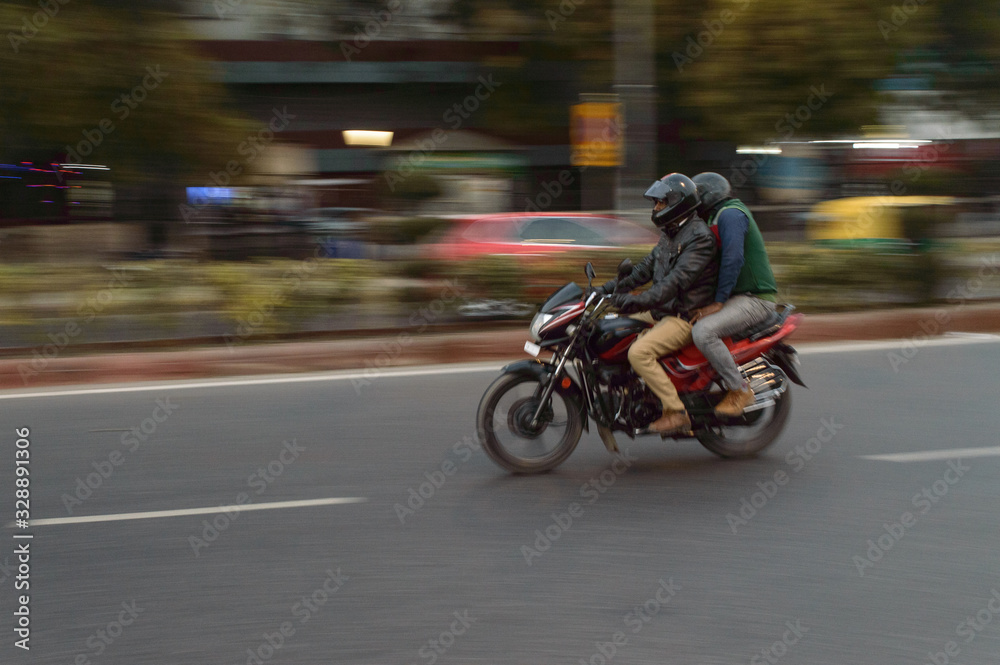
xmin=499 ymin=359 xmax=589 ymax=431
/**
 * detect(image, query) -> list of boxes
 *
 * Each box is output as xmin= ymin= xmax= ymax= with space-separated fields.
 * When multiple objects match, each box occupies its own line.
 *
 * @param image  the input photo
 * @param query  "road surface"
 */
xmin=2 ymin=336 xmax=1000 ymax=664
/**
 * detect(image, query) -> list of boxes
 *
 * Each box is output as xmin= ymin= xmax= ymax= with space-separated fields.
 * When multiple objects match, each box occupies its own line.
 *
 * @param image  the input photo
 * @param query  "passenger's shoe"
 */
xmin=650 ymin=410 xmax=692 ymax=435
xmin=714 ymin=388 xmax=755 ymax=417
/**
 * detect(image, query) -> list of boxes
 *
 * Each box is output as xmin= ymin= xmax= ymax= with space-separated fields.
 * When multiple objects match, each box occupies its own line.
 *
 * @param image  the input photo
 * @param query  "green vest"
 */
xmin=710 ymin=200 xmax=778 ymax=302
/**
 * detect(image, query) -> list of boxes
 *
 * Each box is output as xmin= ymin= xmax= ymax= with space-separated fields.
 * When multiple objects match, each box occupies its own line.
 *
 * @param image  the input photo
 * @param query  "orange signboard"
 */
xmin=570 ymin=102 xmax=623 ymax=167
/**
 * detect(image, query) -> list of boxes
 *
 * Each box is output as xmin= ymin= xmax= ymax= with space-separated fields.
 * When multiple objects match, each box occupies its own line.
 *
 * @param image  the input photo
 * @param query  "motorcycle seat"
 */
xmin=735 ymin=303 xmax=797 ymax=342
xmin=671 ymin=304 xmax=797 ymax=368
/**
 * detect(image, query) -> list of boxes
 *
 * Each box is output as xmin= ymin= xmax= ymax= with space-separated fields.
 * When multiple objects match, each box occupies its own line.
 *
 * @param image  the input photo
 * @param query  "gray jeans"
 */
xmin=691 ymin=295 xmax=778 ymax=391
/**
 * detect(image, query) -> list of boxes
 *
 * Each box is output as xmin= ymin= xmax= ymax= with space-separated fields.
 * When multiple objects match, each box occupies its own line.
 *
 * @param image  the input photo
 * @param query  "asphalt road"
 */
xmin=2 ymin=336 xmax=1000 ymax=665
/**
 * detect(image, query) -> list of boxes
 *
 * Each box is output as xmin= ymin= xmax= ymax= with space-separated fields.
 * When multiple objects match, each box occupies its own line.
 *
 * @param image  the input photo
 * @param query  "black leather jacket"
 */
xmin=612 ymin=216 xmax=719 ymax=320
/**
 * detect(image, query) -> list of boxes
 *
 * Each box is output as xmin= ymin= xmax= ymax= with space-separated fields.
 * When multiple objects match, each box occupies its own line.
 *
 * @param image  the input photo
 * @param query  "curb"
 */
xmin=4 ymin=302 xmax=1000 ymax=390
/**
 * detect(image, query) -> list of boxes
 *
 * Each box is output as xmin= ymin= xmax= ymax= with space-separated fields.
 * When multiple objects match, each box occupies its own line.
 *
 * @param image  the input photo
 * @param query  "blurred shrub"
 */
xmin=202 ymin=259 xmax=385 ymax=331
xmin=770 ymin=244 xmax=951 ymax=309
xmin=375 ymin=173 xmax=443 ymax=212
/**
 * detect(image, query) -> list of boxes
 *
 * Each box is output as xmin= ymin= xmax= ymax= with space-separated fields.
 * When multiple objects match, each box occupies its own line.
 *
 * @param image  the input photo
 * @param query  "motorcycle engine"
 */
xmin=629 ymin=388 xmax=662 ymax=429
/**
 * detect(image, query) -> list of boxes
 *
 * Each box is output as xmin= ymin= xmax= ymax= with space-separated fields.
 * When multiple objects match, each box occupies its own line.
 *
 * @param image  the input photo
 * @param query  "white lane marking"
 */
xmin=0 ymin=334 xmax=997 ymax=400
xmin=798 ymin=334 xmax=1000 ymax=355
xmin=862 ymin=446 xmax=1000 ymax=462
xmin=0 ymin=362 xmax=507 ymax=400
xmin=8 ymin=497 xmax=367 ymax=528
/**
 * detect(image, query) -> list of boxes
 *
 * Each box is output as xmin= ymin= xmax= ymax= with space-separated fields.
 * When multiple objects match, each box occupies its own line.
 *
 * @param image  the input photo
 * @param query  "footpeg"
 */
xmin=743 ymin=398 xmax=775 ymax=413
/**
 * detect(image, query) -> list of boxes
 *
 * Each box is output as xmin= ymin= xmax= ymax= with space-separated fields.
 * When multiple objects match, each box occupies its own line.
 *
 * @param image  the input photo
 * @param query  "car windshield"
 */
xmin=519 ymin=217 xmax=607 ymax=245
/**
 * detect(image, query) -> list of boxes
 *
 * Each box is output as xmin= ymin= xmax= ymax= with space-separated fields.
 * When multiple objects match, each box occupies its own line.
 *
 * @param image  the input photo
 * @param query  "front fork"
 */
xmin=529 ymin=291 xmax=606 ymax=428
xmin=529 ymin=347 xmax=573 ymax=428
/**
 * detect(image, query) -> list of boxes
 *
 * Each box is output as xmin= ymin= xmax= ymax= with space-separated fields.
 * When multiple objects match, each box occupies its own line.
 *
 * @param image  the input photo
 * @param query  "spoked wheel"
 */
xmin=476 ymin=373 xmax=583 ymax=474
xmin=696 ymin=388 xmax=792 ymax=458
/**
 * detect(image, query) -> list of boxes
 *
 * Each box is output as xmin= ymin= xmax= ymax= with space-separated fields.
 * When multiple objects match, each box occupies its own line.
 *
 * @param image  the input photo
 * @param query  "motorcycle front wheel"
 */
xmin=476 ymin=373 xmax=583 ymax=474
xmin=695 ymin=388 xmax=792 ymax=458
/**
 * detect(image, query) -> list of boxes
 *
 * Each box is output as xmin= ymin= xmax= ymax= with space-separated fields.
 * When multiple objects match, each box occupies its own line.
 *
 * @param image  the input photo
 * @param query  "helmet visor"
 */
xmin=643 ymin=180 xmax=670 ymax=203
xmin=644 ymin=180 xmax=686 ymax=208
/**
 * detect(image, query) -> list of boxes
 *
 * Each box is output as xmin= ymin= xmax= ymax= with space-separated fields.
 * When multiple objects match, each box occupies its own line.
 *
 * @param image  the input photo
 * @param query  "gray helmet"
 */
xmin=692 ymin=172 xmax=732 ymax=218
xmin=644 ymin=173 xmax=700 ymax=232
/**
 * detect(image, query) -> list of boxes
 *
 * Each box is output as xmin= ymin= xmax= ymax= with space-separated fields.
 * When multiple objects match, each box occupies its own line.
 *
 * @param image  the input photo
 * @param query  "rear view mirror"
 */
xmin=584 ymin=262 xmax=596 ymax=283
xmin=616 ymin=258 xmax=633 ymax=279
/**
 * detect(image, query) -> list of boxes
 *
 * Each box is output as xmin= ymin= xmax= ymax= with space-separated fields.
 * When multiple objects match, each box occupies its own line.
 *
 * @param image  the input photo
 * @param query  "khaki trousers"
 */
xmin=627 ymin=312 xmax=692 ymax=413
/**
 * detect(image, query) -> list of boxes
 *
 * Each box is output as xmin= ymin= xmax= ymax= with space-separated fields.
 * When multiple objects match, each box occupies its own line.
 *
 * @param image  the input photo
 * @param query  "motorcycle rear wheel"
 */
xmin=695 ymin=389 xmax=792 ymax=458
xmin=477 ymin=373 xmax=583 ymax=474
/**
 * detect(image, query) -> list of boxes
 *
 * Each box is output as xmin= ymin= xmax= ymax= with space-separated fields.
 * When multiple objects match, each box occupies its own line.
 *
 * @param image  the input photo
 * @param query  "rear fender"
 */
xmin=766 ymin=343 xmax=807 ymax=387
xmin=499 ymin=359 xmax=589 ymax=431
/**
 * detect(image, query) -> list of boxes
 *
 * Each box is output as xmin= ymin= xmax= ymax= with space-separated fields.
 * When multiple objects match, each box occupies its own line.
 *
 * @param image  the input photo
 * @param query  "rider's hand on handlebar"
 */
xmin=595 ymin=280 xmax=617 ymax=297
xmin=611 ymin=293 xmax=642 ymax=314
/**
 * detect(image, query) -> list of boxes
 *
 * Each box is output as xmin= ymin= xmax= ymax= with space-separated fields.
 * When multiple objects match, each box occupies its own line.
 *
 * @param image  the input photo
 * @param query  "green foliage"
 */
xmin=0 ymin=3 xmax=256 ymax=182
xmin=660 ymin=0 xmax=900 ymax=143
xmin=770 ymin=243 xmax=950 ymax=308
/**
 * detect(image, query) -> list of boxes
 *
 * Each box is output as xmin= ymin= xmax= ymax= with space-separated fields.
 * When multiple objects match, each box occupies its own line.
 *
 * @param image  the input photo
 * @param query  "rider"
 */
xmin=689 ymin=172 xmax=779 ymax=417
xmin=599 ymin=173 xmax=719 ymax=435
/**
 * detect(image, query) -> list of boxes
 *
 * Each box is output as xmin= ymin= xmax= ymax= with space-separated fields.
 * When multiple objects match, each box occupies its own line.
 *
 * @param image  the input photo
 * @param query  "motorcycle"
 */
xmin=475 ymin=261 xmax=806 ymax=473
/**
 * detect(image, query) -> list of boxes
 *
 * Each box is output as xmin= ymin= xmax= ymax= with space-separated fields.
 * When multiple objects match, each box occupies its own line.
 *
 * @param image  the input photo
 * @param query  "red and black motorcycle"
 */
xmin=476 ymin=261 xmax=806 ymax=473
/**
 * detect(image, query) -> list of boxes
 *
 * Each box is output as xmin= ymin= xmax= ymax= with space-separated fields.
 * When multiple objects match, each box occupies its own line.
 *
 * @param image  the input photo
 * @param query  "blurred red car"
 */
xmin=422 ymin=212 xmax=659 ymax=260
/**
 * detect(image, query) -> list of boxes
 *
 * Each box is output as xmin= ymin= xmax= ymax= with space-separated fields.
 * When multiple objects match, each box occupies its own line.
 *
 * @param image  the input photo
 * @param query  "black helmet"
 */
xmin=692 ymin=172 xmax=732 ymax=218
xmin=644 ymin=173 xmax=700 ymax=231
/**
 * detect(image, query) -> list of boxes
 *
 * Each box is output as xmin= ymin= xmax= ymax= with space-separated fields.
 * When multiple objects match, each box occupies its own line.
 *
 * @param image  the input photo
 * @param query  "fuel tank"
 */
xmin=590 ymin=316 xmax=651 ymax=363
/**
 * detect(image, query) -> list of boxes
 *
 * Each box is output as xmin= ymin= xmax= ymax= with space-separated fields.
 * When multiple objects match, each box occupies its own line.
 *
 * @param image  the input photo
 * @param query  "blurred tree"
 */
xmin=656 ymin=0 xmax=907 ymax=144
xmin=439 ymin=0 xmax=614 ymax=136
xmin=885 ymin=0 xmax=1000 ymax=115
xmin=0 ymin=1 xmax=255 ymax=184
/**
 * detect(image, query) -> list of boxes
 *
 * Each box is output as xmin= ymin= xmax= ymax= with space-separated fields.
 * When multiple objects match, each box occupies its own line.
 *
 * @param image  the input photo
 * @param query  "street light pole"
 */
xmin=613 ymin=0 xmax=656 ymax=218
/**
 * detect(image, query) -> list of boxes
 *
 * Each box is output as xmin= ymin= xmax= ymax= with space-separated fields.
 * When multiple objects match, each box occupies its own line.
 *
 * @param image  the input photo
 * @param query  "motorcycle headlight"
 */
xmin=529 ymin=313 xmax=554 ymax=342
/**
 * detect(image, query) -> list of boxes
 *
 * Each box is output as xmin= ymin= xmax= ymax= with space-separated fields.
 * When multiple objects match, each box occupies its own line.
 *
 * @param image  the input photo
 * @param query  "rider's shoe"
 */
xmin=714 ymin=388 xmax=755 ymax=417
xmin=650 ymin=410 xmax=692 ymax=435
